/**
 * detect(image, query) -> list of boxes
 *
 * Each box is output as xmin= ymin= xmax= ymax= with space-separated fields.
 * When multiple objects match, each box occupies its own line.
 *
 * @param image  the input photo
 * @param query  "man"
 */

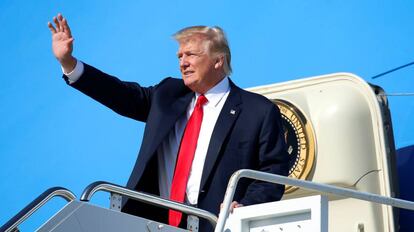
xmin=48 ymin=14 xmax=289 ymax=231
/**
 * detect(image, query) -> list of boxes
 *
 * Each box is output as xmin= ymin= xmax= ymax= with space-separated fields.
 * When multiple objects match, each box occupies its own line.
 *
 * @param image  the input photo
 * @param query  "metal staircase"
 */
xmin=3 ymin=170 xmax=414 ymax=232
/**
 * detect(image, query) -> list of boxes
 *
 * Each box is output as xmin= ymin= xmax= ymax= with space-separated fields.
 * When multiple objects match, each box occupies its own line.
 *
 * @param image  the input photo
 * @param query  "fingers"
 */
xmin=229 ymin=201 xmax=243 ymax=212
xmin=233 ymin=202 xmax=243 ymax=208
xmin=48 ymin=13 xmax=72 ymax=37
xmin=57 ymin=13 xmax=65 ymax=32
xmin=220 ymin=201 xmax=244 ymax=213
xmin=61 ymin=17 xmax=72 ymax=37
xmin=47 ymin=21 xmax=56 ymax=34
xmin=51 ymin=13 xmax=66 ymax=32
xmin=53 ymin=16 xmax=61 ymax=32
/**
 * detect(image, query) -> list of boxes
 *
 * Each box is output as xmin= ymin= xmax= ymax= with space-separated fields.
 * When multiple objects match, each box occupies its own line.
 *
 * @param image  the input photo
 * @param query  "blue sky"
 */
xmin=1 ymin=0 xmax=413 ymax=230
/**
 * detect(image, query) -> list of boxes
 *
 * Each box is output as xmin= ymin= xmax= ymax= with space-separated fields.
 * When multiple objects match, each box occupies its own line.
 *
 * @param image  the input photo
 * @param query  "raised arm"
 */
xmin=47 ymin=13 xmax=76 ymax=73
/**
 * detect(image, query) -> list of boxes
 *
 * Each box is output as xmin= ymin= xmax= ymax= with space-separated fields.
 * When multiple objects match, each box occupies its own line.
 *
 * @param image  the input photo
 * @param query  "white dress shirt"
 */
xmin=157 ymin=77 xmax=230 ymax=205
xmin=64 ymin=60 xmax=230 ymax=205
xmin=63 ymin=59 xmax=84 ymax=84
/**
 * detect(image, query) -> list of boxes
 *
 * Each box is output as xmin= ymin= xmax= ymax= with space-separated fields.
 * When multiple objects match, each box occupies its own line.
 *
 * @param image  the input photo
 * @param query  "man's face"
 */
xmin=177 ymin=36 xmax=223 ymax=94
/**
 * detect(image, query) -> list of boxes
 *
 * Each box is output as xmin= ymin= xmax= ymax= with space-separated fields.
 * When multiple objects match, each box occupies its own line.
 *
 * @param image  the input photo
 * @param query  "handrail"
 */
xmin=80 ymin=181 xmax=218 ymax=227
xmin=0 ymin=187 xmax=76 ymax=232
xmin=214 ymin=169 xmax=414 ymax=232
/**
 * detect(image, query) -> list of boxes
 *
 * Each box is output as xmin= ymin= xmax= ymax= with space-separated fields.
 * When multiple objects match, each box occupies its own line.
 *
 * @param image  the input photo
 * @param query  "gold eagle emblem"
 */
xmin=273 ymin=99 xmax=316 ymax=193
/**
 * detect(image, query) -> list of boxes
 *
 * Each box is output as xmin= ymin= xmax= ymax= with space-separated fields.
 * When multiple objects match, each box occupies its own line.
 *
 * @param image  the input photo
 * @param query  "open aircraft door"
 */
xmin=246 ymin=72 xmax=399 ymax=232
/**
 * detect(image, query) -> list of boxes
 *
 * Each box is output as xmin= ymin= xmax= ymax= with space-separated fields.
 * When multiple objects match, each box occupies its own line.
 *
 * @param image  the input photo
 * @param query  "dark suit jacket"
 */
xmin=65 ymin=63 xmax=289 ymax=231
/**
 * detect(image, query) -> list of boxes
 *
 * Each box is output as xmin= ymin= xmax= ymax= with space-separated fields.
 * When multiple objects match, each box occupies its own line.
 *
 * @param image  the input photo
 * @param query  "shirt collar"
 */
xmin=195 ymin=77 xmax=230 ymax=108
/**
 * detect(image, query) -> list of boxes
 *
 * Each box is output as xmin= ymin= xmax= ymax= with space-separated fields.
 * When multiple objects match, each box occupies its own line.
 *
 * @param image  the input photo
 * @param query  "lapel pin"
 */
xmin=230 ymin=109 xmax=236 ymax=115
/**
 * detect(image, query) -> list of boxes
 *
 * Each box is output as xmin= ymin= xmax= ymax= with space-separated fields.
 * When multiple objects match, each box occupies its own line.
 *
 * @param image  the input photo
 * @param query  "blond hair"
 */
xmin=173 ymin=26 xmax=232 ymax=76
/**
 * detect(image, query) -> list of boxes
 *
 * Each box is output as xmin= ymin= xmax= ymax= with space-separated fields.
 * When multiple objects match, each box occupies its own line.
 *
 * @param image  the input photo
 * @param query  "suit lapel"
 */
xmin=199 ymin=82 xmax=242 ymax=191
xmin=128 ymin=81 xmax=196 ymax=190
xmin=147 ymin=92 xmax=194 ymax=160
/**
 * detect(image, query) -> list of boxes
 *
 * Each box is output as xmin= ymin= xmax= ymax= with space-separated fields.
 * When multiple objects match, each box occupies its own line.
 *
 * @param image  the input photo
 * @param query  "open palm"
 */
xmin=48 ymin=14 xmax=74 ymax=63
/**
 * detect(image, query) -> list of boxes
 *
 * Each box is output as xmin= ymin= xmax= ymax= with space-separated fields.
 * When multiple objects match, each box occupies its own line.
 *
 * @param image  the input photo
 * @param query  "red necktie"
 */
xmin=169 ymin=95 xmax=208 ymax=227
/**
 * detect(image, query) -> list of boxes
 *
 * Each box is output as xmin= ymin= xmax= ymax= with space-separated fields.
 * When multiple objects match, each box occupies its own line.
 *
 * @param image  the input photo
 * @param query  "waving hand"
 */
xmin=48 ymin=13 xmax=76 ymax=73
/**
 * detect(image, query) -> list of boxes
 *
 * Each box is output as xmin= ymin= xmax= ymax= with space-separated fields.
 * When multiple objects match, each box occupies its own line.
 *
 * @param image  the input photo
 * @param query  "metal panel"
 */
xmin=37 ymin=202 xmax=187 ymax=232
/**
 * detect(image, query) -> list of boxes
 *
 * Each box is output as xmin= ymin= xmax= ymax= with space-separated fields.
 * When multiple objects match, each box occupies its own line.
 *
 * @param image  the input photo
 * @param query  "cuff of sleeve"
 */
xmin=62 ymin=59 xmax=84 ymax=84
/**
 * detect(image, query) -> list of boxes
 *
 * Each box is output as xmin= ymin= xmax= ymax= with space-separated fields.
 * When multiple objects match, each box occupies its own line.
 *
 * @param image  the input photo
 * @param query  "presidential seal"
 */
xmin=273 ymin=99 xmax=316 ymax=193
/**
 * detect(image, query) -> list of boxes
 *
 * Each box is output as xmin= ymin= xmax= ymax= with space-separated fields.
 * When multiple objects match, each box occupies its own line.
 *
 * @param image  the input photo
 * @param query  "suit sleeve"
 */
xmin=239 ymin=104 xmax=289 ymax=205
xmin=63 ymin=63 xmax=157 ymax=122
